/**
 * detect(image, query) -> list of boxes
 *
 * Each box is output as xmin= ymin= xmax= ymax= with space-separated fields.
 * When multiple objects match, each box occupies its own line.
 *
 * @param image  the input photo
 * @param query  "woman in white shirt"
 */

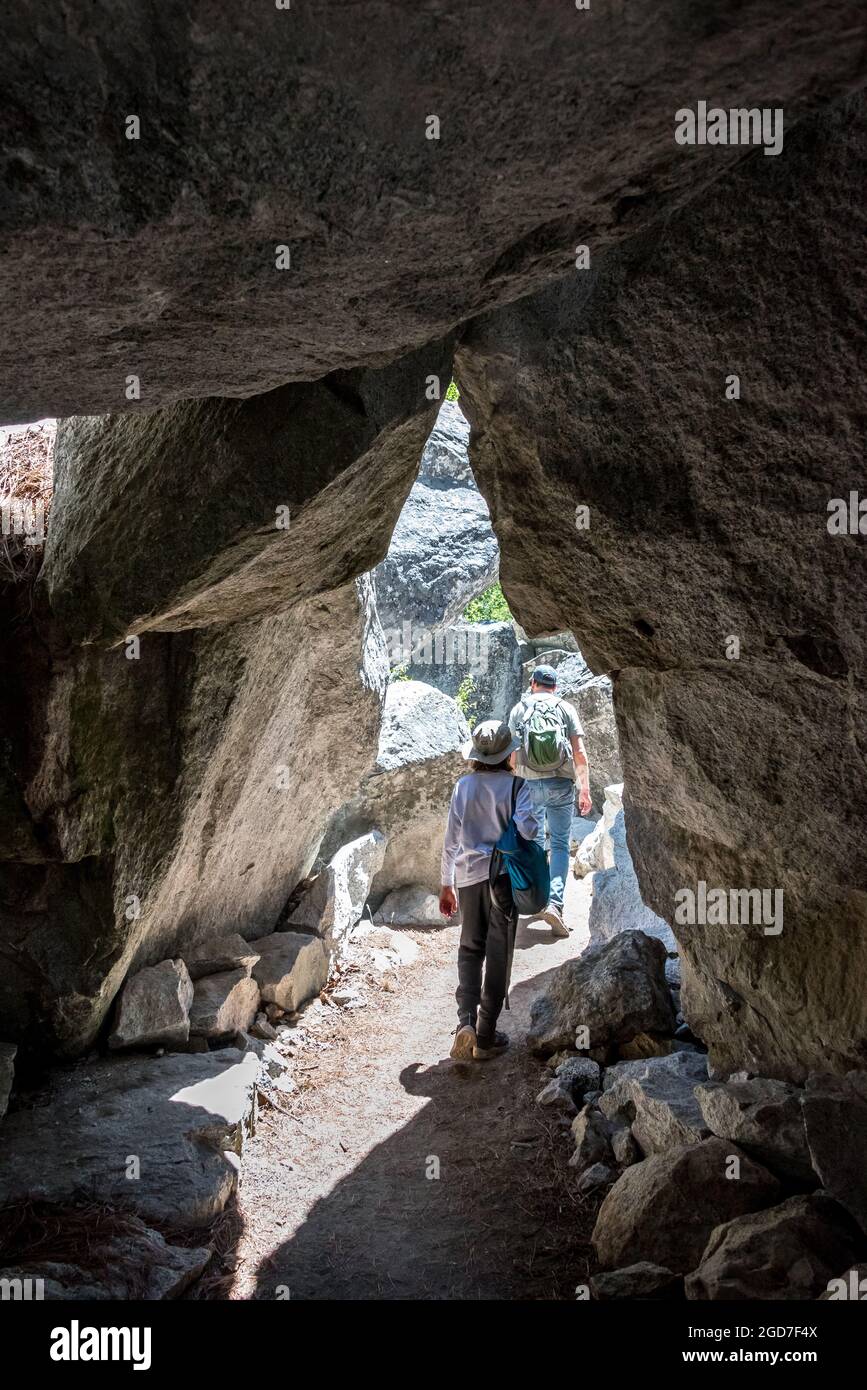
xmin=439 ymin=719 xmax=538 ymax=1061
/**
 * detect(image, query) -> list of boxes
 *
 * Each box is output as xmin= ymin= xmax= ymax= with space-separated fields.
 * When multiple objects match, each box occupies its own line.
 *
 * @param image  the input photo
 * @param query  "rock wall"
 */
xmin=373 ymin=401 xmax=498 ymax=639
xmin=1 ymin=15 xmax=865 ymax=1096
xmin=320 ymin=680 xmax=469 ymax=905
xmin=0 ymin=341 xmax=453 ymax=1056
xmin=409 ymin=620 xmax=524 ymax=727
xmin=0 ymin=576 xmax=387 ymax=1056
xmin=45 ymin=345 xmax=451 ymax=643
xmin=3 ymin=1 xmax=860 ymax=421
xmin=456 ymin=95 xmax=867 ymax=1081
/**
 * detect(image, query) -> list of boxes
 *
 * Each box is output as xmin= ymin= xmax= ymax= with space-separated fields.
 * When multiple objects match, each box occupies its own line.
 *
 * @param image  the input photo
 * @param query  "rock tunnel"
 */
xmin=0 ymin=0 xmax=865 ymax=1320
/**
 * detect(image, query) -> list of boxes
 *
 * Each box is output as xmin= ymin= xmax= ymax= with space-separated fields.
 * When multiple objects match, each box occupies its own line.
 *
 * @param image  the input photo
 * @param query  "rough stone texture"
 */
xmin=599 ymin=1051 xmax=710 ymax=1156
xmin=290 ymin=832 xmax=387 ymax=947
xmin=618 ymin=1033 xmax=689 ymax=1062
xmin=570 ymin=1108 xmax=615 ymax=1172
xmin=323 ymin=681 xmax=469 ymax=902
xmin=685 ymin=1195 xmax=864 ymax=1301
xmin=6 ymin=3 xmax=861 ymax=422
xmin=592 ymin=1138 xmax=781 ymax=1273
xmin=183 ymin=934 xmax=261 ymax=982
xmin=573 ymin=817 xmax=613 ymax=880
xmin=188 ymin=968 xmax=260 ymax=1039
xmin=457 ymin=95 xmax=867 ymax=1081
xmin=0 ymin=1050 xmax=260 ymax=1228
xmin=250 ymin=932 xmax=330 ymax=1013
xmin=577 ymin=1163 xmax=615 ymax=1196
xmin=44 ymin=345 xmax=450 ymax=644
xmin=373 ymin=887 xmax=451 ymax=928
xmin=591 ymin=1263 xmax=682 ymax=1301
xmin=410 ymin=400 xmax=474 ymax=485
xmin=696 ymin=1077 xmax=814 ymax=1183
xmin=374 ymin=400 xmax=498 ymax=637
xmin=611 ymin=1125 xmax=643 ymax=1170
xmin=537 ymin=1076 xmax=578 ymax=1118
xmin=408 ymin=621 xmax=525 ymax=728
xmin=527 ymin=930 xmax=675 ymax=1057
xmin=0 ymin=1224 xmax=213 ymax=1300
xmin=0 ymin=574 xmax=387 ymax=1056
xmin=802 ymin=1071 xmax=867 ymax=1235
xmin=555 ymin=1056 xmax=601 ymax=1100
xmin=1 ymin=10 xmax=866 ymax=1114
xmin=108 ymin=957 xmax=194 ymax=1051
xmin=0 ymin=1042 xmax=16 ymax=1122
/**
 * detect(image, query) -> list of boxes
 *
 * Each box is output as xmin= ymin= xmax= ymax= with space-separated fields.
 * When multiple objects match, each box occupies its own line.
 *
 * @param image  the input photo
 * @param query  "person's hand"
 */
xmin=577 ymin=786 xmax=592 ymax=817
xmin=439 ymin=886 xmax=458 ymax=918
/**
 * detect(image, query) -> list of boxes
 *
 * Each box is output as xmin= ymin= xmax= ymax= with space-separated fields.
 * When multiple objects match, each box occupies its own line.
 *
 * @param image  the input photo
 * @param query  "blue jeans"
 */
xmin=527 ymin=777 xmax=574 ymax=909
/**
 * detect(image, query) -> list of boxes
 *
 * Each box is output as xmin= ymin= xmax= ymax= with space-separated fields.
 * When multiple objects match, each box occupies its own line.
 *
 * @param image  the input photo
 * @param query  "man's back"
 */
xmin=509 ymin=689 xmax=582 ymax=781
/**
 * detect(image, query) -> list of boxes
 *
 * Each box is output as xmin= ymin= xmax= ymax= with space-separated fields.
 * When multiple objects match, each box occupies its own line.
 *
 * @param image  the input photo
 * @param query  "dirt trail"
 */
xmin=228 ymin=876 xmax=595 ymax=1300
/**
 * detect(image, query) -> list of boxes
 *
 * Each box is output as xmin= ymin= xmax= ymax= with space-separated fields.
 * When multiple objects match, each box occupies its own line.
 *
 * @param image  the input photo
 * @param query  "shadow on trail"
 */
xmin=246 ymin=962 xmax=595 ymax=1301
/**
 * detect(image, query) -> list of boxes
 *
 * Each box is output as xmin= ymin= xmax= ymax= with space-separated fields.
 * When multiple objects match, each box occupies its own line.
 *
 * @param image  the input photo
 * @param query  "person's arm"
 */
xmin=439 ymin=784 xmax=462 ymax=916
xmin=508 ymin=701 xmax=524 ymax=771
xmin=514 ymin=778 xmax=540 ymax=840
xmin=571 ymin=734 xmax=592 ymax=816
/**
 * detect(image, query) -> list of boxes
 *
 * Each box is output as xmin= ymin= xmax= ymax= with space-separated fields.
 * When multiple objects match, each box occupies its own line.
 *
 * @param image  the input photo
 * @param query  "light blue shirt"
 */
xmin=441 ymin=771 xmax=539 ymax=888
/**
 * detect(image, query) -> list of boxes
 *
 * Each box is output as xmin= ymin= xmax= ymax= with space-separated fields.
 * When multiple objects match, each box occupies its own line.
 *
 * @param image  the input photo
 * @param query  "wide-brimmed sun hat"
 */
xmin=462 ymin=718 xmax=521 ymax=764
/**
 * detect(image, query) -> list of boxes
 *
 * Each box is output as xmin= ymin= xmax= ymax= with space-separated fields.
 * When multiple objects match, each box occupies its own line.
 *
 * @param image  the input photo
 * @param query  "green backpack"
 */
xmin=521 ymin=696 xmax=571 ymax=773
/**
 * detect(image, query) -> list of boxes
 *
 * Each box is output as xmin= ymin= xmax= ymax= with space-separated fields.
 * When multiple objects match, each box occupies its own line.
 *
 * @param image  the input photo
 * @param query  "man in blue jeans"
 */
xmin=508 ymin=664 xmax=592 ymax=936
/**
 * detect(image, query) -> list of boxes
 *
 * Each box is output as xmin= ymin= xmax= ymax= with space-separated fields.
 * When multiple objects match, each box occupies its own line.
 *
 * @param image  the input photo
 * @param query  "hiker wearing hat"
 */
xmin=439 ymin=719 xmax=539 ymax=1062
xmin=508 ymin=664 xmax=592 ymax=936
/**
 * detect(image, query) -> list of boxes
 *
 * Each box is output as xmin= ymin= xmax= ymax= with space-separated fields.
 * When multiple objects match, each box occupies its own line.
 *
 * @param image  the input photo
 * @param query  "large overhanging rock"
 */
xmin=43 ymin=343 xmax=451 ymax=644
xmin=0 ymin=576 xmax=387 ymax=1055
xmin=457 ymin=94 xmax=867 ymax=1081
xmin=2 ymin=4 xmax=860 ymax=422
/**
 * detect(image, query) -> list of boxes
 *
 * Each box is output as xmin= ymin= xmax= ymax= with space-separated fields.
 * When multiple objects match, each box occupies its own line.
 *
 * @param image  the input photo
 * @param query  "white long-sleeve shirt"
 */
xmin=440 ymin=771 xmax=540 ymax=889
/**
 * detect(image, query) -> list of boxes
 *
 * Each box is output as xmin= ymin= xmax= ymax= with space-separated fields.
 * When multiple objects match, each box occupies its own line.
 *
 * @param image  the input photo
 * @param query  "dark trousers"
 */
xmin=455 ymin=875 xmax=517 ymax=1035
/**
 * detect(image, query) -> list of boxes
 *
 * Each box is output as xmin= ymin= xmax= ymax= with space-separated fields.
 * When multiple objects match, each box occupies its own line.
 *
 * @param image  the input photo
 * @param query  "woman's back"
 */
xmin=441 ymin=770 xmax=538 ymax=889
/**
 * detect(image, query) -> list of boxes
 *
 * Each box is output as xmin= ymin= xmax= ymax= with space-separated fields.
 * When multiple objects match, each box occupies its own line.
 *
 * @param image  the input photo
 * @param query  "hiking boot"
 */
xmin=450 ymin=1022 xmax=477 ymax=1061
xmin=540 ymin=902 xmax=570 ymax=937
xmin=473 ymin=1029 xmax=510 ymax=1061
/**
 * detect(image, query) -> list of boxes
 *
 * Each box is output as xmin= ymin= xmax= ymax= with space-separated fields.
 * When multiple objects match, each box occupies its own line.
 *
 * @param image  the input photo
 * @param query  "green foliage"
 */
xmin=445 ymin=380 xmax=460 ymax=401
xmin=388 ymin=662 xmax=410 ymax=683
xmin=455 ymin=675 xmax=480 ymax=726
xmin=462 ymin=582 xmax=512 ymax=623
